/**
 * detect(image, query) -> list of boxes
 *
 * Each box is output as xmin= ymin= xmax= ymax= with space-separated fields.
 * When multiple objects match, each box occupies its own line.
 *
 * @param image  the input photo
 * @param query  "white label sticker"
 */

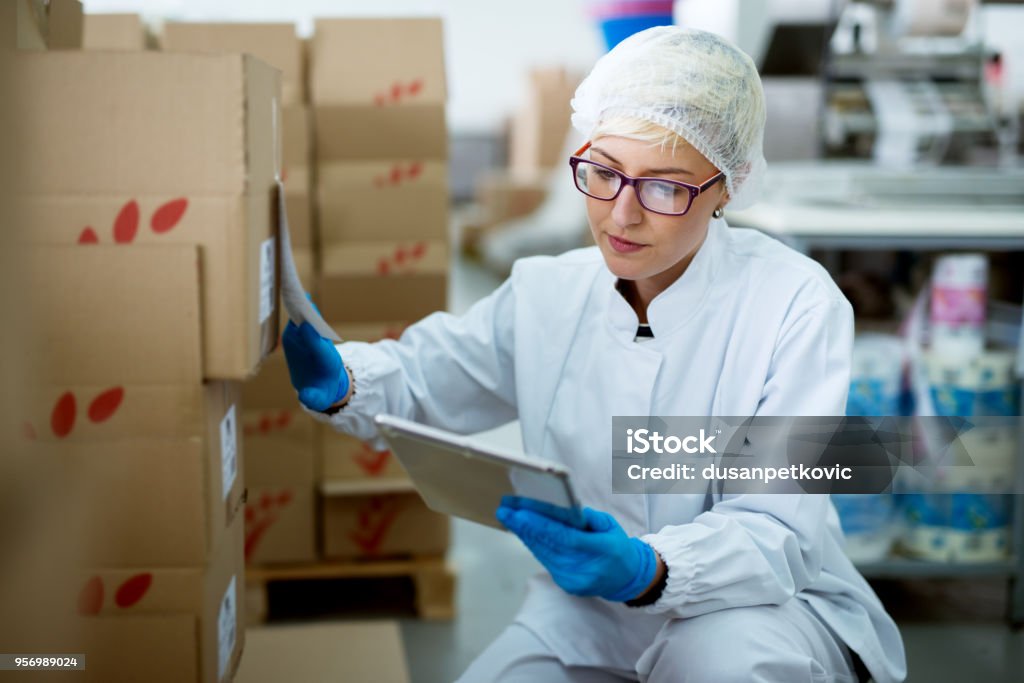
xmin=259 ymin=237 xmax=276 ymax=324
xmin=220 ymin=404 xmax=238 ymax=501
xmin=217 ymin=575 xmax=237 ymax=681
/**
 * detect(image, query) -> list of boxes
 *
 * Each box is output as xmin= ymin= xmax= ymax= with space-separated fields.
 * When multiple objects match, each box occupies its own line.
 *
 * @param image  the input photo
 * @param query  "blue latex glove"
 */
xmin=282 ymin=320 xmax=349 ymax=412
xmin=496 ymin=496 xmax=658 ymax=602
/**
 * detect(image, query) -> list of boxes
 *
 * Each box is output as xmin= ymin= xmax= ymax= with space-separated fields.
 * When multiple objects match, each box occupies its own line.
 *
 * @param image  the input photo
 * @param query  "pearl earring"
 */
xmin=712 ymin=208 xmax=724 ymax=219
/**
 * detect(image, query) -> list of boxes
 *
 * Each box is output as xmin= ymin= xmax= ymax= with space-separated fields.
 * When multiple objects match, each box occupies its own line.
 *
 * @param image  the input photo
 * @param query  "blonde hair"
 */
xmin=590 ymin=115 xmax=691 ymax=156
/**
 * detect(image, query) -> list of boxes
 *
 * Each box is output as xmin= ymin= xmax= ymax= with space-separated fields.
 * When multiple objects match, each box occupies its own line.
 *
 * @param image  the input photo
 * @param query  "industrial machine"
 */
xmin=822 ymin=0 xmax=1014 ymax=166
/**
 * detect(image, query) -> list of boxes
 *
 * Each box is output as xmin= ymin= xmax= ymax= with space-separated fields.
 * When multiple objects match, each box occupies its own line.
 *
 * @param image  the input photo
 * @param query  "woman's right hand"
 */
xmin=282 ymin=321 xmax=350 ymax=412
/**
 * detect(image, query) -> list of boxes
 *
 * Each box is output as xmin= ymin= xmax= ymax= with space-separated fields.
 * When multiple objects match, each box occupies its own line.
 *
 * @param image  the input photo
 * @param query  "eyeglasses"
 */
xmin=569 ymin=142 xmax=725 ymax=217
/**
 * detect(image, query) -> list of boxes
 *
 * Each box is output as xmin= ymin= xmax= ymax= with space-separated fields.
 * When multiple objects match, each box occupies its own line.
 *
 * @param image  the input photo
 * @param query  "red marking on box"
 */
xmin=354 ymin=445 xmax=391 ymax=476
xmin=151 ymin=198 xmax=188 ymax=234
xmin=51 ymin=391 xmax=76 ymax=438
xmin=113 ymin=200 xmax=139 ymax=244
xmin=350 ymin=496 xmax=401 ymax=554
xmin=88 ymin=387 xmax=124 ymax=423
xmin=78 ymin=227 xmax=99 ymax=244
xmin=115 ymin=573 xmax=152 ymax=608
xmin=78 ymin=576 xmax=103 ymax=616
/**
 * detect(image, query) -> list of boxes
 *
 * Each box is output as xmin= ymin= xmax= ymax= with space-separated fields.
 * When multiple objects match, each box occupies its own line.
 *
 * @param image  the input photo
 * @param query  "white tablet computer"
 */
xmin=373 ymin=414 xmax=586 ymax=530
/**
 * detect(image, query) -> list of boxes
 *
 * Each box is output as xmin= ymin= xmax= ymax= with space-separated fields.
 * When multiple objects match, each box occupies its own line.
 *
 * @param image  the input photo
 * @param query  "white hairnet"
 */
xmin=571 ymin=26 xmax=767 ymax=210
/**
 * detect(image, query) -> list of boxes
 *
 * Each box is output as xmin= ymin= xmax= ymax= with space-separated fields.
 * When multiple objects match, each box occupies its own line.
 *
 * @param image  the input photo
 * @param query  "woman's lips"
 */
xmin=607 ymin=233 xmax=646 ymax=254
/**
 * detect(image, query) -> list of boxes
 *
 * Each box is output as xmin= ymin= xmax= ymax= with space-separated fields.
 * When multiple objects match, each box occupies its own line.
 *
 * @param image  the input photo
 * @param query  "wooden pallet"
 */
xmin=245 ymin=556 xmax=456 ymax=624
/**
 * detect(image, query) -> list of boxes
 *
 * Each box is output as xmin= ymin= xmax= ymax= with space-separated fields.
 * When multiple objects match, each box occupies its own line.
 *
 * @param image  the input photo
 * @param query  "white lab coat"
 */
xmin=310 ymin=218 xmax=907 ymax=683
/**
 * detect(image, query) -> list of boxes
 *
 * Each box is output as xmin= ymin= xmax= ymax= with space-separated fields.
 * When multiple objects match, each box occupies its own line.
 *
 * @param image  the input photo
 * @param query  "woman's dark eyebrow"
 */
xmin=590 ymin=146 xmax=694 ymax=177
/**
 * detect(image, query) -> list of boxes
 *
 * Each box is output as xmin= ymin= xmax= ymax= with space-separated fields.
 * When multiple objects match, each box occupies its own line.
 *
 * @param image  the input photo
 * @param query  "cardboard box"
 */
xmin=319 ymin=429 xmax=408 ymax=482
xmin=311 ymin=18 xmax=447 ymax=161
xmin=244 ymin=486 xmax=316 ymax=565
xmin=317 ymin=161 xmax=448 ymax=244
xmin=285 ymin=189 xmax=312 ymax=249
xmin=47 ymin=0 xmax=83 ymax=49
xmin=509 ymin=68 xmax=579 ymax=173
xmin=162 ymin=21 xmax=304 ymax=104
xmin=75 ymin=519 xmax=245 ymax=683
xmin=243 ymin=409 xmax=315 ymax=483
xmin=12 ymin=51 xmax=281 ymax=379
xmin=318 ymin=241 xmax=448 ymax=322
xmin=310 ymin=18 xmax=445 ymax=105
xmin=242 ymin=408 xmax=316 ymax=564
xmin=82 ymin=13 xmax=146 ymax=50
xmin=314 ymin=105 xmax=447 ymax=161
xmin=30 ymin=385 xmax=244 ymax=568
xmin=332 ymin=321 xmax=412 ymax=343
xmin=476 ymin=169 xmax=549 ymax=224
xmin=24 ymin=246 xmax=201 ymax=387
xmin=462 ymin=169 xmax=550 ymax=249
xmin=241 ymin=350 xmax=297 ymax=412
xmin=282 ymin=103 xmax=310 ymax=183
xmin=3 ymin=0 xmax=47 ymax=50
xmin=234 ymin=622 xmax=410 ymax=683
xmin=319 ymin=486 xmax=449 ymax=559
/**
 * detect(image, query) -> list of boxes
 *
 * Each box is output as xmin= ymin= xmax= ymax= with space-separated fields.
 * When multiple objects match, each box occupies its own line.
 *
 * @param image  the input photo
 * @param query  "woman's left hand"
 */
xmin=497 ymin=496 xmax=659 ymax=603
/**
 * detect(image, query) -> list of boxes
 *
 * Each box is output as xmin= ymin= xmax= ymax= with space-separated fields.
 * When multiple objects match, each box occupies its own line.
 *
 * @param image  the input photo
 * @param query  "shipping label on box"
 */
xmin=12 ymin=52 xmax=282 ymax=379
xmin=311 ymin=18 xmax=446 ymax=106
xmin=319 ymin=429 xmax=408 ymax=481
xmin=244 ymin=486 xmax=316 ymax=565
xmin=317 ymin=160 xmax=448 ymax=244
xmin=162 ymin=21 xmax=304 ymax=104
xmin=318 ymin=241 xmax=448 ymax=322
xmin=82 ymin=13 xmax=146 ymax=50
xmin=320 ymin=490 xmax=449 ymax=559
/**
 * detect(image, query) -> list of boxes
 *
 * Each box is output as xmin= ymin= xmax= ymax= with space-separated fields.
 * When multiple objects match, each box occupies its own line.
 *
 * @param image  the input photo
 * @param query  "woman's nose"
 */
xmin=611 ymin=184 xmax=643 ymax=228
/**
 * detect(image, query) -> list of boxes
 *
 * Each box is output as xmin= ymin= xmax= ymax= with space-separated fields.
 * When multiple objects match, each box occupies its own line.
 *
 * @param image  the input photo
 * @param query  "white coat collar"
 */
xmin=605 ymin=217 xmax=724 ymax=340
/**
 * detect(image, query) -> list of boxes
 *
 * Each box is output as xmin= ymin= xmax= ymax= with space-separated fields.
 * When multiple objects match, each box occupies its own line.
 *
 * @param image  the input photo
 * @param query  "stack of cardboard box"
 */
xmin=161 ymin=22 xmax=320 ymax=570
xmin=3 ymin=0 xmax=83 ymax=50
xmin=310 ymin=18 xmax=450 ymax=562
xmin=16 ymin=47 xmax=281 ymax=681
xmin=82 ymin=13 xmax=148 ymax=50
xmin=462 ymin=67 xmax=581 ymax=251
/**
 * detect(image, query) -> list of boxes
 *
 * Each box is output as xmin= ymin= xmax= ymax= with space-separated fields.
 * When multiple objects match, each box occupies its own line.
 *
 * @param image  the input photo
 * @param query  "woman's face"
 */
xmin=583 ymin=135 xmax=727 ymax=297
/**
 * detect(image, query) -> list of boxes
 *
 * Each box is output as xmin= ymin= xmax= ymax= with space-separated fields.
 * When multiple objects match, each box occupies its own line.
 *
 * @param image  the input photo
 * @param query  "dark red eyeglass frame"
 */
xmin=569 ymin=141 xmax=725 ymax=216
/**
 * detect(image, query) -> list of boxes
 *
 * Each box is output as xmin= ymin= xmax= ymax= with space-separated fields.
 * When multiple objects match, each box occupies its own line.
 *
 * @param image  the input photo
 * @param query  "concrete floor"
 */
xmin=395 ymin=252 xmax=1024 ymax=683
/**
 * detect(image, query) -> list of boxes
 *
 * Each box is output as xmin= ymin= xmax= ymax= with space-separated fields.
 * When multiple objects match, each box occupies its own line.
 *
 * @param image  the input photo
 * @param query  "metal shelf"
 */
xmin=729 ymin=210 xmax=1024 ymax=626
xmin=856 ymin=556 xmax=1018 ymax=580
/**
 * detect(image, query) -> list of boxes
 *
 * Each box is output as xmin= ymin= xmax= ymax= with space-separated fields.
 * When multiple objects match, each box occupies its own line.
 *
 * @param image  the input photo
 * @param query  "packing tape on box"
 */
xmin=273 ymin=97 xmax=340 ymax=342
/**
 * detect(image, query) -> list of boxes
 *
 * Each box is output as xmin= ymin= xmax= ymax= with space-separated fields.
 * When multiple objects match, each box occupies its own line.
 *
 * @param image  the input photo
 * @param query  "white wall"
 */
xmin=82 ymin=0 xmax=604 ymax=134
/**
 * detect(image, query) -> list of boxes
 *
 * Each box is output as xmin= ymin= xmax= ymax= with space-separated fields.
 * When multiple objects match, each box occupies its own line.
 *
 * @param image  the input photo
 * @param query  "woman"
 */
xmin=284 ymin=27 xmax=907 ymax=683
